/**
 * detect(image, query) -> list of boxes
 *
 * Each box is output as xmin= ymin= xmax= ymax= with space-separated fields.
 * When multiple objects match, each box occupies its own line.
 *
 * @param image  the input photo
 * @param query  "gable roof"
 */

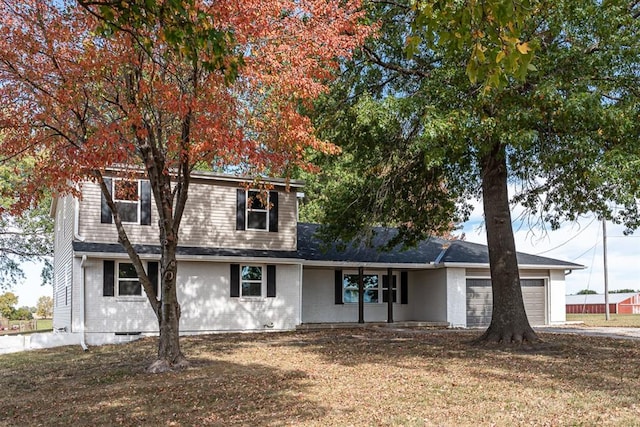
xmin=71 ymin=222 xmax=583 ymax=270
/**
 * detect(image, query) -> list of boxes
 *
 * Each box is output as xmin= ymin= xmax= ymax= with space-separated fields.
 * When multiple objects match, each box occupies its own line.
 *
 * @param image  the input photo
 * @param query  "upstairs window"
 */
xmin=236 ymin=189 xmax=279 ymax=232
xmin=101 ymin=177 xmax=152 ymax=225
xmin=114 ymin=180 xmax=139 ymax=223
xmin=247 ymin=190 xmax=269 ymax=230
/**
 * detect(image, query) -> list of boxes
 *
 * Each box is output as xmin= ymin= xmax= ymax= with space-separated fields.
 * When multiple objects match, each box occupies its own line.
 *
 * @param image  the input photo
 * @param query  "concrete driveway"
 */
xmin=536 ymin=325 xmax=640 ymax=340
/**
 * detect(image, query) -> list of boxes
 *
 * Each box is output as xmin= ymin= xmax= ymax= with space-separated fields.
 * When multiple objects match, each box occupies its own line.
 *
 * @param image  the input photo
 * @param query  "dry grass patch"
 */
xmin=2 ymin=328 xmax=640 ymax=426
xmin=567 ymin=313 xmax=640 ymax=327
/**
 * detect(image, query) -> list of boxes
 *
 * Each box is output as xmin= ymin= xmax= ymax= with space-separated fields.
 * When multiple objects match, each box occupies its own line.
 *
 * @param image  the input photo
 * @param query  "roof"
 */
xmin=73 ymin=222 xmax=584 ymax=270
xmin=566 ymin=293 xmax=640 ymax=305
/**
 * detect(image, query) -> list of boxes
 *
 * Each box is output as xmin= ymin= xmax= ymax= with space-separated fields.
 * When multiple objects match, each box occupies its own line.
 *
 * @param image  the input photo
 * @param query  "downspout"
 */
xmin=75 ymin=198 xmax=88 ymax=350
xmin=79 ymin=255 xmax=88 ymax=351
xmin=74 ymin=199 xmax=85 ymax=241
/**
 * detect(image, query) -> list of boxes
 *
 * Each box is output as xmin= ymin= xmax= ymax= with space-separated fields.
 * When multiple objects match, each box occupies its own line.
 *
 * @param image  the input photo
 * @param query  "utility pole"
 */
xmin=602 ymin=218 xmax=610 ymax=321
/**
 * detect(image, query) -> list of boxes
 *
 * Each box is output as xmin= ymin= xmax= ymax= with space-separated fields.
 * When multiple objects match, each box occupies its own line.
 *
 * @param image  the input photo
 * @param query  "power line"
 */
xmin=534 ymin=216 xmax=597 ymax=255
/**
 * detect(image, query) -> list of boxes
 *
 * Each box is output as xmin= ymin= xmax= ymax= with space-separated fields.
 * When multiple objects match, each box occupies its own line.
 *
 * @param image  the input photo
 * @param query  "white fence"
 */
xmin=0 ymin=332 xmax=82 ymax=355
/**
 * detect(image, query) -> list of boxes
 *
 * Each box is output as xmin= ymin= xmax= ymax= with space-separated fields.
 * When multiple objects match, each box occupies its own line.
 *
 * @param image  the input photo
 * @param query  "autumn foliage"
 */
xmin=0 ymin=0 xmax=370 ymax=212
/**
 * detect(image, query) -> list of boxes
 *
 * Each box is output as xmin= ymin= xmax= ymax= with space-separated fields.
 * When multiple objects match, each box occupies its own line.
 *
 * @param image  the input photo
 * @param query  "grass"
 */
xmin=2 ymin=328 xmax=640 ymax=426
xmin=567 ymin=313 xmax=640 ymax=327
xmin=1 ymin=318 xmax=53 ymax=335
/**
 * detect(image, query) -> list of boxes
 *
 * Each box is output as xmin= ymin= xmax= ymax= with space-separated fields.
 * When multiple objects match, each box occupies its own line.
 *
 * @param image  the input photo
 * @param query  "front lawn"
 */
xmin=1 ymin=328 xmax=639 ymax=426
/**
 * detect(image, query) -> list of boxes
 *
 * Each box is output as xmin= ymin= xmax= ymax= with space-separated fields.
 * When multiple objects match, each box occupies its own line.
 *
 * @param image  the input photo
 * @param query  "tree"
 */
xmin=576 ymin=290 xmax=597 ymax=295
xmin=309 ymin=0 xmax=640 ymax=344
xmin=0 ymin=1 xmax=371 ymax=371
xmin=0 ymin=163 xmax=54 ymax=290
xmin=36 ymin=296 xmax=53 ymax=318
xmin=0 ymin=291 xmax=18 ymax=319
xmin=11 ymin=306 xmax=33 ymax=321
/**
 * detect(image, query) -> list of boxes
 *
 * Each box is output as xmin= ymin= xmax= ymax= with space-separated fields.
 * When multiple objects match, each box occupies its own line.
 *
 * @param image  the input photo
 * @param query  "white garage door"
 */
xmin=466 ymin=279 xmax=546 ymax=327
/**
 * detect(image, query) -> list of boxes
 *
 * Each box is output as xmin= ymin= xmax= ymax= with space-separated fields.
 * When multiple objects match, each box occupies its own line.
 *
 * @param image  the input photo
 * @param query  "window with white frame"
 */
xmin=241 ymin=265 xmax=263 ymax=297
xmin=246 ymin=190 xmax=269 ymax=231
xmin=118 ymin=262 xmax=142 ymax=296
xmin=113 ymin=179 xmax=140 ymax=223
xmin=343 ymin=272 xmax=398 ymax=304
xmin=343 ymin=274 xmax=381 ymax=303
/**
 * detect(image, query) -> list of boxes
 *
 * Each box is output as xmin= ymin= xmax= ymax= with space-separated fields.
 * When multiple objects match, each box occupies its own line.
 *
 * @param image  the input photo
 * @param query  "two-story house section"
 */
xmin=51 ymin=169 xmax=583 ymax=347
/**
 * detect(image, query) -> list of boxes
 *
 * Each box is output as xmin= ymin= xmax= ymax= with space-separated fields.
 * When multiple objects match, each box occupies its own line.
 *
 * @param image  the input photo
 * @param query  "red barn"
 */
xmin=566 ymin=293 xmax=640 ymax=314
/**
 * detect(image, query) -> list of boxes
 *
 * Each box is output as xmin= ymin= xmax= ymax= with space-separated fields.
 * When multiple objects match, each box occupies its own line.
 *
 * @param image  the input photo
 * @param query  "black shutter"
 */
xmin=103 ymin=260 xmax=115 ymax=296
xmin=334 ymin=269 xmax=343 ymax=304
xmin=230 ymin=264 xmax=240 ymax=297
xmin=148 ymin=261 xmax=159 ymax=297
xmin=383 ymin=275 xmax=398 ymax=303
xmin=101 ymin=177 xmax=113 ymax=224
xmin=236 ymin=189 xmax=246 ymax=231
xmin=267 ymin=265 xmax=276 ymax=298
xmin=268 ymin=191 xmax=278 ymax=232
xmin=140 ymin=180 xmax=152 ymax=225
xmin=401 ymin=271 xmax=408 ymax=304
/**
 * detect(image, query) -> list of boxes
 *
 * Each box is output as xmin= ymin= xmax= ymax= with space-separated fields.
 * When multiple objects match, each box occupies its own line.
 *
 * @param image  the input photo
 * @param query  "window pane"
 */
xmin=118 ymin=263 xmax=137 ymax=279
xmin=119 ymin=280 xmax=141 ymax=296
xmin=247 ymin=211 xmax=267 ymax=229
xmin=248 ymin=191 xmax=267 ymax=210
xmin=242 ymin=266 xmax=262 ymax=280
xmin=364 ymin=289 xmax=379 ymax=303
xmin=114 ymin=180 xmax=138 ymax=201
xmin=116 ymin=201 xmax=138 ymax=223
xmin=242 ymin=281 xmax=261 ymax=297
xmin=383 ymin=289 xmax=397 ymax=303
xmin=343 ymin=274 xmax=379 ymax=303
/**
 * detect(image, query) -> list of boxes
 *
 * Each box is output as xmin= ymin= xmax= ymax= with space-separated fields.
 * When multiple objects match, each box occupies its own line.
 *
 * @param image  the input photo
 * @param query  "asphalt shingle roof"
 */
xmin=72 ymin=222 xmax=583 ymax=269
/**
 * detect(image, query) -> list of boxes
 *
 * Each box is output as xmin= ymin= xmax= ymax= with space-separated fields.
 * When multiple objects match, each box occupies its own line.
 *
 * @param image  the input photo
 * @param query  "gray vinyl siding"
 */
xmin=52 ymin=195 xmax=75 ymax=331
xmin=77 ymin=178 xmax=297 ymax=251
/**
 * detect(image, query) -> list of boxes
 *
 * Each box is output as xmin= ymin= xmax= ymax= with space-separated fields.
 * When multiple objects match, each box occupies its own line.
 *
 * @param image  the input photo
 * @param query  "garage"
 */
xmin=466 ymin=278 xmax=546 ymax=327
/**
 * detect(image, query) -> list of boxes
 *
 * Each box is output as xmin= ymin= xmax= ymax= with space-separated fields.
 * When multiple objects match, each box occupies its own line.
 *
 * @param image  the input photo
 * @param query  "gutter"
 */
xmin=79 ymin=255 xmax=88 ymax=351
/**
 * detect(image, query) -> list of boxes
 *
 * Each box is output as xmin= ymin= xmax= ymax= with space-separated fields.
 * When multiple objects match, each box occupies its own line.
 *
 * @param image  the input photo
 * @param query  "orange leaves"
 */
xmin=0 ymin=0 xmax=371 ymax=213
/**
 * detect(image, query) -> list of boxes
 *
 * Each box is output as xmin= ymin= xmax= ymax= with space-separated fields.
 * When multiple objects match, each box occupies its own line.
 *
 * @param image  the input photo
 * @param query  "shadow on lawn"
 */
xmin=0 ymin=338 xmax=325 ymax=426
xmin=279 ymin=327 xmax=640 ymax=400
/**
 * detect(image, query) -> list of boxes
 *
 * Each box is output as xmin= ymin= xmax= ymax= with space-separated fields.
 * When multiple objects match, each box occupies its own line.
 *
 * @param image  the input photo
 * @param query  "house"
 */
xmin=51 ymin=170 xmax=583 ymax=346
xmin=566 ymin=293 xmax=640 ymax=314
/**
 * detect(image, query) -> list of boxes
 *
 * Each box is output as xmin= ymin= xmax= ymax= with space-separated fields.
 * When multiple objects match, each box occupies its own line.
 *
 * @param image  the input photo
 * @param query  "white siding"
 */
xmin=548 ymin=269 xmax=567 ymax=324
xmin=409 ymin=269 xmax=448 ymax=322
xmin=301 ymin=267 xmax=413 ymax=324
xmin=77 ymin=179 xmax=298 ymax=251
xmin=81 ymin=259 xmax=301 ymax=343
xmin=446 ymin=268 xmax=467 ymax=328
xmin=52 ymin=195 xmax=75 ymax=331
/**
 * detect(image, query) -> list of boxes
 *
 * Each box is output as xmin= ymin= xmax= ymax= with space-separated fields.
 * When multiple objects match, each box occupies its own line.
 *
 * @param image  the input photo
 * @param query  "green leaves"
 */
xmin=410 ymin=0 xmax=540 ymax=89
xmin=81 ymin=0 xmax=242 ymax=80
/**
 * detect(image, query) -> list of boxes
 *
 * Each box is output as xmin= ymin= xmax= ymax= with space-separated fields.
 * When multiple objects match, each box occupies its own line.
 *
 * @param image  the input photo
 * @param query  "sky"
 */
xmin=459 ymin=199 xmax=640 ymax=295
xmin=11 ymin=197 xmax=639 ymax=308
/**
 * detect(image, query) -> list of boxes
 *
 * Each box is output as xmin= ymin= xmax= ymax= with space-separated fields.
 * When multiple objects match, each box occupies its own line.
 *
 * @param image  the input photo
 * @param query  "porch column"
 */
xmin=358 ymin=266 xmax=364 ymax=323
xmin=387 ymin=267 xmax=394 ymax=323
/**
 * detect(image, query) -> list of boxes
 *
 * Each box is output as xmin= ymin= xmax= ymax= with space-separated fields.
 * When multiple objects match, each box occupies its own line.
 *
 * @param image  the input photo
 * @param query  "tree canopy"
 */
xmin=306 ymin=0 xmax=640 ymax=342
xmin=0 ymin=0 xmax=371 ymax=370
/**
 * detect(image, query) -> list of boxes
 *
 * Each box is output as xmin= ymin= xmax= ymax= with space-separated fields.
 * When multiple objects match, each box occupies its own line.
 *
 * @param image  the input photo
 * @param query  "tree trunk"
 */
xmin=147 ymin=202 xmax=188 ymax=373
xmin=475 ymin=142 xmax=539 ymax=344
